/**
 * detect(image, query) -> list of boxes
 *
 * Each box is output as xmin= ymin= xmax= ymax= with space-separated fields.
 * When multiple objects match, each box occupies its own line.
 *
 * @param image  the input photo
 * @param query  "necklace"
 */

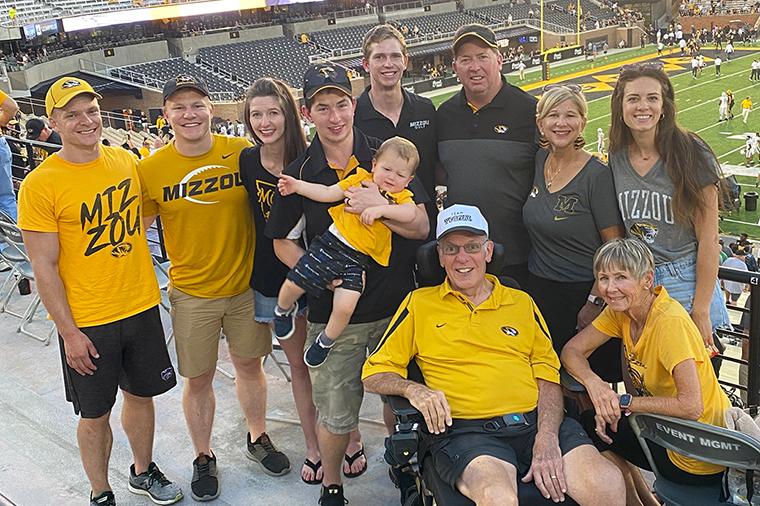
xmin=545 ymin=156 xmax=563 ymax=189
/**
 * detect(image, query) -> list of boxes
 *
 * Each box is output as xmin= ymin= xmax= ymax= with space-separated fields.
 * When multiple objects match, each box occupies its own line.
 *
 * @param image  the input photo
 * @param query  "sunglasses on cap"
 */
xmin=542 ymin=83 xmax=583 ymax=93
xmin=619 ymin=61 xmax=665 ymax=74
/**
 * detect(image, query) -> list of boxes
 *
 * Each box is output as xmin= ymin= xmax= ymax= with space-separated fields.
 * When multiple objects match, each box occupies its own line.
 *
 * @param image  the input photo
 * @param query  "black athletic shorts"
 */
xmin=427 ymin=412 xmax=592 ymax=488
xmin=287 ymin=230 xmax=368 ymax=298
xmin=59 ymin=306 xmax=176 ymax=419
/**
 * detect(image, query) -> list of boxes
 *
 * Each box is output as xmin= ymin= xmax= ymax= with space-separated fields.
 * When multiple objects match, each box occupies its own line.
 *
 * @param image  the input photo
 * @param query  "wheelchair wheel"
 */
xmin=403 ymin=489 xmax=422 ymax=506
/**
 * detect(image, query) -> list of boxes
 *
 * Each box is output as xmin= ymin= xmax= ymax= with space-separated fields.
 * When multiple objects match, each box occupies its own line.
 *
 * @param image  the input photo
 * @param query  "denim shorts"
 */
xmin=253 ymin=290 xmax=307 ymax=324
xmin=654 ymin=253 xmax=731 ymax=330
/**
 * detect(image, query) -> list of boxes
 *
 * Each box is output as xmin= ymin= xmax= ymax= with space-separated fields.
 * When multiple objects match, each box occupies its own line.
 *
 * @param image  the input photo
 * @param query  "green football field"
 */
xmin=427 ymin=48 xmax=760 ymax=237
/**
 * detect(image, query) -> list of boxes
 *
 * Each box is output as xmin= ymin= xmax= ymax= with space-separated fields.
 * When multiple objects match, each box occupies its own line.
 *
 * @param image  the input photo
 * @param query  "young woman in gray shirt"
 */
xmin=607 ymin=63 xmax=730 ymax=354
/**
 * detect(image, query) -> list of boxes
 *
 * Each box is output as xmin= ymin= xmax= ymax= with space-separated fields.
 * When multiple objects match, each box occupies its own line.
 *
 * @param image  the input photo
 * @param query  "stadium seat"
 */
xmin=629 ymin=413 xmax=760 ymax=506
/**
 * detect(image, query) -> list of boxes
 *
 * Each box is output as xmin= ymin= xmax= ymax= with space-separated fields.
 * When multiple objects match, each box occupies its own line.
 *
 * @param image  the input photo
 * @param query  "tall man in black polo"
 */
xmin=437 ymin=24 xmax=538 ymax=287
xmin=266 ymin=63 xmax=429 ymax=506
xmin=354 ymin=24 xmax=437 ymax=227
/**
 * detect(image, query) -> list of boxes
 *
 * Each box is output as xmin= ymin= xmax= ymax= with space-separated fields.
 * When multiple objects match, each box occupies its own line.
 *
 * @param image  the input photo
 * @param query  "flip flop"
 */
xmin=343 ymin=446 xmax=367 ymax=478
xmin=301 ymin=458 xmax=322 ymax=485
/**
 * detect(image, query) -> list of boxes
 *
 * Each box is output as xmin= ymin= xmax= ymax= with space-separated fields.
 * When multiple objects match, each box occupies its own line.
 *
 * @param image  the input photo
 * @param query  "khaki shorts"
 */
xmin=306 ymin=317 xmax=390 ymax=434
xmin=168 ymin=286 xmax=271 ymax=378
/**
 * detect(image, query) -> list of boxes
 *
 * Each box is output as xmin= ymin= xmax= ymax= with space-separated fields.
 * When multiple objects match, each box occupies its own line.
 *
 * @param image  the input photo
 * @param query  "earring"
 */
xmin=573 ymin=135 xmax=585 ymax=150
xmin=538 ymin=132 xmax=550 ymax=149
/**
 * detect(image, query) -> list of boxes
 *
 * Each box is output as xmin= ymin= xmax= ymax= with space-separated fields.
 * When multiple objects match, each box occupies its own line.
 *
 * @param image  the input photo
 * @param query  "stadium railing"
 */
xmin=717 ymin=266 xmax=760 ymax=414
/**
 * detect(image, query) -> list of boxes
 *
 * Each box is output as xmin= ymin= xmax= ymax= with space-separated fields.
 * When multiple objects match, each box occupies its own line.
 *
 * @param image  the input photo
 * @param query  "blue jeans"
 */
xmin=0 ymin=137 xmax=16 ymax=221
xmin=654 ymin=253 xmax=731 ymax=330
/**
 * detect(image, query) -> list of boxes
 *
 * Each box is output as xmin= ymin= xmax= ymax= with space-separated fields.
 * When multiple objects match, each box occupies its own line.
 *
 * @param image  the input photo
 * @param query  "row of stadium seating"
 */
xmin=109 ymin=0 xmax=618 ymax=93
xmin=114 ymin=58 xmax=246 ymax=95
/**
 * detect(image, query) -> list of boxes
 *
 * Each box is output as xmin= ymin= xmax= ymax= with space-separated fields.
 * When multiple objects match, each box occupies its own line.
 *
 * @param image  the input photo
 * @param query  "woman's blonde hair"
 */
xmin=536 ymin=86 xmax=588 ymax=124
xmin=593 ymin=238 xmax=654 ymax=280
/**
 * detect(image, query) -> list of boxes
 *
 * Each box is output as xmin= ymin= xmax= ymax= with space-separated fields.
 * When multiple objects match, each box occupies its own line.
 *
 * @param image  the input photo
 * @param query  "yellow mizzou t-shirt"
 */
xmin=592 ymin=286 xmax=731 ymax=476
xmin=17 ymin=146 xmax=160 ymax=327
xmin=328 ymin=168 xmax=414 ymax=267
xmin=138 ymin=134 xmax=253 ymax=298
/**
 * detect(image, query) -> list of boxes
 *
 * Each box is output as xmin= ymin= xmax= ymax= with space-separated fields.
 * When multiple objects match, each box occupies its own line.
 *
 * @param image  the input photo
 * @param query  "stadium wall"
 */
xmin=8 ymin=40 xmax=171 ymax=92
xmin=168 ymin=25 xmax=285 ymax=57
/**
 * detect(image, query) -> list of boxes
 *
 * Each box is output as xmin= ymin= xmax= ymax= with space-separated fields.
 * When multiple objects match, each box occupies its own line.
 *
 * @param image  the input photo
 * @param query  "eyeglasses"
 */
xmin=542 ymin=83 xmax=583 ymax=93
xmin=437 ymin=239 xmax=488 ymax=256
xmin=619 ymin=61 xmax=665 ymax=74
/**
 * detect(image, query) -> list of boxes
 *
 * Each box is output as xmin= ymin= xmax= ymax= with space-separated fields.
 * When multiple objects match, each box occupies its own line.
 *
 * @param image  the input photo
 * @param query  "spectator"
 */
xmin=562 ymin=238 xmax=732 ymax=504
xmin=608 ymin=63 xmax=730 ymax=353
xmin=238 ymin=77 xmax=321 ymax=485
xmin=139 ymin=75 xmax=289 ymax=501
xmin=723 ymin=246 xmax=748 ymax=302
xmin=25 ymin=117 xmax=62 ymax=158
xmin=363 ymin=204 xmax=627 ymax=506
xmin=356 ymin=24 xmax=438 ymax=229
xmin=17 ymin=76 xmax=181 ymax=506
xmin=437 ymin=24 xmax=538 ymax=287
xmin=745 ymin=245 xmax=758 ymax=271
xmin=523 ymin=85 xmax=624 ymax=379
xmin=266 ymin=62 xmax=429 ymax=506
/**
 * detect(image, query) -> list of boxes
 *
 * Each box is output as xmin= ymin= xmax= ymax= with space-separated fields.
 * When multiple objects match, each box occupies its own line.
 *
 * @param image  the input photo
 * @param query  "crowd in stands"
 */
xmin=679 ymin=0 xmax=760 ymax=15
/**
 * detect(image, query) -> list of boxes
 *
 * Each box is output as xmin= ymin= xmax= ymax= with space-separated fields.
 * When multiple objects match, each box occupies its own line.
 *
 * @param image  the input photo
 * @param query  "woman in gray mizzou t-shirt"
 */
xmin=607 ymin=64 xmax=730 ymax=353
xmin=523 ymin=85 xmax=625 ymax=382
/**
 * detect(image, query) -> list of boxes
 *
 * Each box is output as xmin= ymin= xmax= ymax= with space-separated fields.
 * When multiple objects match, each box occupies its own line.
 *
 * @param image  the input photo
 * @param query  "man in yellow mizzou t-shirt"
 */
xmin=138 ymin=75 xmax=288 ymax=501
xmin=17 ymin=76 xmax=180 ymax=506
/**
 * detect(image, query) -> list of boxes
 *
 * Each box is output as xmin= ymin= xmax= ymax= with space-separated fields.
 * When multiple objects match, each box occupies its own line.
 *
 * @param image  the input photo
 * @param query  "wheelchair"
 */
xmin=382 ymin=241 xmax=580 ymax=506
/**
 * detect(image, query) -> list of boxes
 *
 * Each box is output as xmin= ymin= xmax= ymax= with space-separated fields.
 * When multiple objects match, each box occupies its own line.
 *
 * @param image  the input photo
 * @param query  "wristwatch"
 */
xmin=587 ymin=294 xmax=605 ymax=307
xmin=619 ymin=393 xmax=633 ymax=412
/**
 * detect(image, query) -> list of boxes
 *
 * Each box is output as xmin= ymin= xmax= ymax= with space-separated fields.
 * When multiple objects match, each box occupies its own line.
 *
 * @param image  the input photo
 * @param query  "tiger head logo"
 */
xmin=630 ymin=222 xmax=658 ymax=244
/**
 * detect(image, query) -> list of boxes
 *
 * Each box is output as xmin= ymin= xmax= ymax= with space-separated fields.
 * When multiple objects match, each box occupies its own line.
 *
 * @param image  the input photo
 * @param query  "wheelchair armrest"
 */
xmin=560 ymin=369 xmax=587 ymax=393
xmin=386 ymin=394 xmax=423 ymax=422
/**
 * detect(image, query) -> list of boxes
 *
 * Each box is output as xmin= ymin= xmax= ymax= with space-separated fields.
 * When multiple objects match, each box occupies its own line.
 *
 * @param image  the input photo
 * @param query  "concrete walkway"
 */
xmin=0 ymin=293 xmax=397 ymax=506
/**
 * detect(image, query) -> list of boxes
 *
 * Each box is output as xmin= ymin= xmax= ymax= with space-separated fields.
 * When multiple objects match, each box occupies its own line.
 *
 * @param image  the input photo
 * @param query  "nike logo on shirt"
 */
xmin=221 ymin=153 xmax=234 ymax=159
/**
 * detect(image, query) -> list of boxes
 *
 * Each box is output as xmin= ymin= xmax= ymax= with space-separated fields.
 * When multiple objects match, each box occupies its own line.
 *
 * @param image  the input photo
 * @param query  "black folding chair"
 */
xmin=629 ymin=413 xmax=760 ymax=505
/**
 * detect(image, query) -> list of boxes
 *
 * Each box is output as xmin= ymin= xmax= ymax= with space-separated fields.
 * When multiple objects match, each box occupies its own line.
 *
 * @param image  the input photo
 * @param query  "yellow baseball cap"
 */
xmin=45 ymin=77 xmax=102 ymax=116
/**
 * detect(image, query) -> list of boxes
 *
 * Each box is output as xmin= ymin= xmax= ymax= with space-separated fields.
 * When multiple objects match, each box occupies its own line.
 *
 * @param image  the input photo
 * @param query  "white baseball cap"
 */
xmin=436 ymin=204 xmax=489 ymax=240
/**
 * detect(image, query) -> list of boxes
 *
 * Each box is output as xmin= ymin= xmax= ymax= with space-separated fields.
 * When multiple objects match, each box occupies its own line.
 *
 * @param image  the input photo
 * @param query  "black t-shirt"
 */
xmin=239 ymin=145 xmax=290 ymax=297
xmin=354 ymin=87 xmax=438 ymax=228
xmin=265 ymin=128 xmax=430 ymax=324
xmin=42 ymin=130 xmax=62 ymax=155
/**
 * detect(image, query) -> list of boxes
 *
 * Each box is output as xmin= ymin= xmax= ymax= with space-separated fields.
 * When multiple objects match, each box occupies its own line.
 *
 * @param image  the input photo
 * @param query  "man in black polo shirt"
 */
xmin=266 ymin=63 xmax=429 ymax=506
xmin=437 ymin=23 xmax=538 ymax=287
xmin=354 ymin=24 xmax=437 ymax=227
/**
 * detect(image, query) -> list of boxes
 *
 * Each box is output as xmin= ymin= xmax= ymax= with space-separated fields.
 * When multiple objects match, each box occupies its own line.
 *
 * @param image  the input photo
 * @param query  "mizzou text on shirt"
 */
xmin=138 ymin=134 xmax=254 ymax=298
xmin=17 ymin=146 xmax=160 ymax=327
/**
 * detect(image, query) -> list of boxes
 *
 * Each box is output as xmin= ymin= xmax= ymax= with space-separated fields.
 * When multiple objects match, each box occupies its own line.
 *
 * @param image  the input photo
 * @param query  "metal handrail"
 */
xmin=718 ymin=266 xmax=760 ymax=414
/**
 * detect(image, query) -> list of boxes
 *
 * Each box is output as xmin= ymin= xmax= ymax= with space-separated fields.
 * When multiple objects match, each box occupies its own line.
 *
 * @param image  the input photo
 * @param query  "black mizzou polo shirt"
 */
xmin=354 ymin=87 xmax=438 ymax=228
xmin=437 ymin=77 xmax=538 ymax=270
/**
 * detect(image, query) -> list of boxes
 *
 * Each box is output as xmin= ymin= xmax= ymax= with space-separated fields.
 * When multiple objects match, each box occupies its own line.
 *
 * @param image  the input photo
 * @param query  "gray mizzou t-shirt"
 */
xmin=609 ymin=147 xmax=719 ymax=264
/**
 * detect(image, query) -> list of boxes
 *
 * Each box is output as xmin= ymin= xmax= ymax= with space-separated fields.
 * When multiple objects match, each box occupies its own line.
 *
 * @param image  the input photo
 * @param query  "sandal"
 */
xmin=343 ymin=446 xmax=367 ymax=478
xmin=301 ymin=458 xmax=322 ymax=485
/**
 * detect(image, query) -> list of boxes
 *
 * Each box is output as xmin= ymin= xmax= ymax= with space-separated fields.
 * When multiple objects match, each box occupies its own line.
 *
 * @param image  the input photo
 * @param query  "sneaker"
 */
xmin=319 ymin=484 xmax=348 ymax=505
xmin=90 ymin=491 xmax=116 ymax=506
xmin=191 ymin=453 xmax=220 ymax=502
xmin=246 ymin=432 xmax=291 ymax=476
xmin=128 ymin=462 xmax=183 ymax=505
xmin=273 ymin=301 xmax=298 ymax=340
xmin=304 ymin=337 xmax=333 ymax=368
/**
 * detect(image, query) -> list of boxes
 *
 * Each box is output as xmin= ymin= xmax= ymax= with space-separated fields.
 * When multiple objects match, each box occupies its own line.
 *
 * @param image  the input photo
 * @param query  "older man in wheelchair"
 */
xmin=362 ymin=204 xmax=626 ymax=506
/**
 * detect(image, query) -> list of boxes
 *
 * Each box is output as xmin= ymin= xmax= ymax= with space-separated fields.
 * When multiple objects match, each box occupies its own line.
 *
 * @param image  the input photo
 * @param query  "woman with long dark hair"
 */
xmin=607 ymin=63 xmax=730 ymax=352
xmin=238 ymin=78 xmax=323 ymax=484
